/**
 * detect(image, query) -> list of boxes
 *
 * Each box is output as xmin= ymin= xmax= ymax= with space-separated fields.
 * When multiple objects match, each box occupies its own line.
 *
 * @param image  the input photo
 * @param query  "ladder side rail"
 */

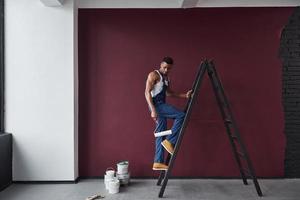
xmin=208 ymin=62 xmax=250 ymax=149
xmin=156 ymin=59 xmax=208 ymax=186
xmin=156 ymin=155 xmax=170 ymax=185
xmin=158 ymin=61 xmax=208 ymax=198
xmin=209 ymin=62 xmax=257 ymax=172
xmin=209 ymin=62 xmax=263 ymax=197
xmin=206 ymin=64 xmax=248 ymax=184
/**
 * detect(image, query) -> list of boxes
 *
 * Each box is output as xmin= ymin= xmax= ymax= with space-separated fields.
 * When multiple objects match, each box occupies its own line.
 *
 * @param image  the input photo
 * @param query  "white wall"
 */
xmin=73 ymin=0 xmax=79 ymax=180
xmin=5 ymin=0 xmax=77 ymax=181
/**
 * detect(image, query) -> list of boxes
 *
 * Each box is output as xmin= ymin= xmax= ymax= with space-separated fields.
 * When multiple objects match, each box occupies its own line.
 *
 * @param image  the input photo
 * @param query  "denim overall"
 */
xmin=152 ymin=71 xmax=185 ymax=163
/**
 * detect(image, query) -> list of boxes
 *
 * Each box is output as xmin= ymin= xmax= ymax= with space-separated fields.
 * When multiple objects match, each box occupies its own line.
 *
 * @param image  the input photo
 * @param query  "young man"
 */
xmin=145 ymin=57 xmax=192 ymax=170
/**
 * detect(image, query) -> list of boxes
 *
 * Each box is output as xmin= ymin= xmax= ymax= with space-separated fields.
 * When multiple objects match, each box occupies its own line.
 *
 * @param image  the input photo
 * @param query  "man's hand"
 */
xmin=151 ymin=110 xmax=158 ymax=122
xmin=186 ymin=90 xmax=193 ymax=99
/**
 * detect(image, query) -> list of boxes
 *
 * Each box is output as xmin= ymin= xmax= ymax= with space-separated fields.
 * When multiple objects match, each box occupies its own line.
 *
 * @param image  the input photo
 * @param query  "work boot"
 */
xmin=152 ymin=162 xmax=168 ymax=171
xmin=161 ymin=139 xmax=174 ymax=155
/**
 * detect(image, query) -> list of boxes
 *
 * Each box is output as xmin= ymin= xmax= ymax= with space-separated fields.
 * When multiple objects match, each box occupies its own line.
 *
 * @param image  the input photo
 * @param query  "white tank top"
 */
xmin=151 ymin=70 xmax=169 ymax=97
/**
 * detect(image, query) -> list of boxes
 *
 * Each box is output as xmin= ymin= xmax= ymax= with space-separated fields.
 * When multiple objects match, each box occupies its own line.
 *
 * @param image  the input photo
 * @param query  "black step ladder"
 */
xmin=157 ymin=59 xmax=263 ymax=198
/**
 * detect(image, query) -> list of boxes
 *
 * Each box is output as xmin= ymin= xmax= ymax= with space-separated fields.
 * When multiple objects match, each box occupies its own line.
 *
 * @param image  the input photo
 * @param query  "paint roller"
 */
xmin=154 ymin=129 xmax=172 ymax=137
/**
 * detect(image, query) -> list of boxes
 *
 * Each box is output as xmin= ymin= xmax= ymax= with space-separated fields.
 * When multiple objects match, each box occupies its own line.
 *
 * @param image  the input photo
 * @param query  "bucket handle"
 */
xmin=106 ymin=167 xmax=115 ymax=171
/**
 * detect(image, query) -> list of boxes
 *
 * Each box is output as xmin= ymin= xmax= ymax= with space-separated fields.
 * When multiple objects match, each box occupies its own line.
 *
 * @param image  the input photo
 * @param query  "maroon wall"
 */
xmin=78 ymin=8 xmax=293 ymax=177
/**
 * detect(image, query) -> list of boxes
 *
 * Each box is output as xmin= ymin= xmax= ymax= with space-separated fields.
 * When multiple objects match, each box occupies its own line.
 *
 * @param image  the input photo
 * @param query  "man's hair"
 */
xmin=162 ymin=56 xmax=174 ymax=65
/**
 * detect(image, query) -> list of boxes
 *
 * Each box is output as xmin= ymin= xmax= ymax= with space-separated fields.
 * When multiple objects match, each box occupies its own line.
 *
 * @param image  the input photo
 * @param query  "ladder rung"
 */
xmin=242 ymin=168 xmax=253 ymax=177
xmin=225 ymin=119 xmax=232 ymax=123
xmin=231 ymin=135 xmax=238 ymax=139
xmin=237 ymin=151 xmax=245 ymax=158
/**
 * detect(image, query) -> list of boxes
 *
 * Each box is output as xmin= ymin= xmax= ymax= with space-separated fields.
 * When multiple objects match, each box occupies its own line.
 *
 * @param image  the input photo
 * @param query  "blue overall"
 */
xmin=152 ymin=71 xmax=185 ymax=163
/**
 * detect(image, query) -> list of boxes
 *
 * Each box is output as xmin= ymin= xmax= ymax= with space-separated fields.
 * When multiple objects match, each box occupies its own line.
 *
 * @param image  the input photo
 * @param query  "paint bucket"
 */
xmin=104 ymin=167 xmax=116 ymax=190
xmin=105 ymin=167 xmax=115 ymax=179
xmin=104 ymin=174 xmax=115 ymax=190
xmin=108 ymin=178 xmax=120 ymax=194
xmin=117 ymin=161 xmax=129 ymax=174
xmin=117 ymin=172 xmax=130 ymax=186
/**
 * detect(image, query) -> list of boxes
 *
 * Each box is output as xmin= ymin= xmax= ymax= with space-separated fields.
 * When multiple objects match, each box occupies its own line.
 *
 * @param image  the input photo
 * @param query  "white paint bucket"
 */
xmin=105 ymin=167 xmax=115 ymax=179
xmin=108 ymin=179 xmax=120 ymax=194
xmin=104 ymin=174 xmax=114 ymax=190
xmin=117 ymin=161 xmax=129 ymax=174
xmin=117 ymin=172 xmax=130 ymax=185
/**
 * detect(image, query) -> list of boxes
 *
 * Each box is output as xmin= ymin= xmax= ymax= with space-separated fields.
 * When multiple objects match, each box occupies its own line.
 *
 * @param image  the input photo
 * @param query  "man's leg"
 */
xmin=154 ymin=117 xmax=167 ymax=163
xmin=156 ymin=103 xmax=185 ymax=153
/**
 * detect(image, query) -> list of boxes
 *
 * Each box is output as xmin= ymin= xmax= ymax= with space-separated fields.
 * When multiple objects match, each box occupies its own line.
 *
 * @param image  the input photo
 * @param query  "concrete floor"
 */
xmin=0 ymin=179 xmax=299 ymax=200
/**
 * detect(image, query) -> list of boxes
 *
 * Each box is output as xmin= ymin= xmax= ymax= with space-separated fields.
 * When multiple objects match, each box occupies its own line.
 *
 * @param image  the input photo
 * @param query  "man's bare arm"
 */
xmin=145 ymin=72 xmax=159 ymax=122
xmin=166 ymin=84 xmax=192 ymax=99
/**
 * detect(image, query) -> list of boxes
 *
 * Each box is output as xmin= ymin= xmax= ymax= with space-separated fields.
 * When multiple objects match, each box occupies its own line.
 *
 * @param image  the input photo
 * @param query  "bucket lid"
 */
xmin=117 ymin=161 xmax=129 ymax=165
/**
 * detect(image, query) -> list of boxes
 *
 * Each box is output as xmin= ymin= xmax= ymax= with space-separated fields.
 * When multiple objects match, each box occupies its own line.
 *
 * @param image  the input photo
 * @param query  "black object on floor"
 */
xmin=156 ymin=59 xmax=263 ymax=198
xmin=0 ymin=133 xmax=12 ymax=192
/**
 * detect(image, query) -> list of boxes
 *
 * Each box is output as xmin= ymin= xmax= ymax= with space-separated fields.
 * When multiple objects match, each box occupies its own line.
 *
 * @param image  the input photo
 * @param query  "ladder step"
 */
xmin=237 ymin=151 xmax=245 ymax=158
xmin=223 ymin=102 xmax=228 ymax=107
xmin=225 ymin=119 xmax=232 ymax=123
xmin=213 ymin=86 xmax=219 ymax=91
xmin=242 ymin=168 xmax=253 ymax=177
xmin=230 ymin=134 xmax=238 ymax=139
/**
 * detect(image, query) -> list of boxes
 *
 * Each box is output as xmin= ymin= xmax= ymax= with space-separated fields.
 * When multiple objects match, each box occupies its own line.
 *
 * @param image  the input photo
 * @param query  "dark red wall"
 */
xmin=78 ymin=8 xmax=293 ymax=177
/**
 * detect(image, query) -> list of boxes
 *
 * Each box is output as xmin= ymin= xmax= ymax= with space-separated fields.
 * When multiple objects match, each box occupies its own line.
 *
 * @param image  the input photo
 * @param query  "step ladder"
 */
xmin=156 ymin=59 xmax=263 ymax=198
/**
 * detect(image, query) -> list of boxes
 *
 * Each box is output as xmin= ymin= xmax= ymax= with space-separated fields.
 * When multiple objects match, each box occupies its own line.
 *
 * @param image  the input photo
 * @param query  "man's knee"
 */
xmin=157 ymin=117 xmax=167 ymax=123
xmin=178 ymin=112 xmax=185 ymax=119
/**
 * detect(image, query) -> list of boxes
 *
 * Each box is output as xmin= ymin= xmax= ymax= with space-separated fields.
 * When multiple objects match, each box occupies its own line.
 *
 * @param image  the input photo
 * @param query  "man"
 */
xmin=145 ymin=56 xmax=192 ymax=171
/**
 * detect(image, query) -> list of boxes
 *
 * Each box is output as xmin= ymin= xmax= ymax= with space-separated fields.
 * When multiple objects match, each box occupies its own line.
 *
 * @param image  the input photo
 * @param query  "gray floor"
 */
xmin=0 ymin=179 xmax=299 ymax=200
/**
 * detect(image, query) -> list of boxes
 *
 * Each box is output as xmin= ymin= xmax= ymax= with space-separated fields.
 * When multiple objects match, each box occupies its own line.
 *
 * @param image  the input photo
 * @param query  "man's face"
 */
xmin=160 ymin=62 xmax=172 ymax=75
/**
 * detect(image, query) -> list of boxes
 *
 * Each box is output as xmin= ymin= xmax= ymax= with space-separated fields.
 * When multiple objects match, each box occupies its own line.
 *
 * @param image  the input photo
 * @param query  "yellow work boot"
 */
xmin=152 ymin=162 xmax=168 ymax=171
xmin=161 ymin=139 xmax=174 ymax=155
